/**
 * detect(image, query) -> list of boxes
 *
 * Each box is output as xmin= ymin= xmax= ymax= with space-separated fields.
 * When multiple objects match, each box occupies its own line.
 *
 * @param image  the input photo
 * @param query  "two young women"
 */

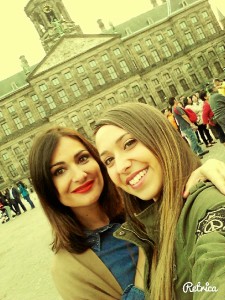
xmin=29 ymin=103 xmax=225 ymax=300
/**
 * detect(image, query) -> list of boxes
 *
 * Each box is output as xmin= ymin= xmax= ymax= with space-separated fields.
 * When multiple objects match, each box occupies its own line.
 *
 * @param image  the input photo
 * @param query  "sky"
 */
xmin=0 ymin=0 xmax=224 ymax=80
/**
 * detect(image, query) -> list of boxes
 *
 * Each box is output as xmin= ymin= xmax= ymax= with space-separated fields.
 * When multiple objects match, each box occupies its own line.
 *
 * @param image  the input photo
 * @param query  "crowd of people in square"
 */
xmin=0 ymin=181 xmax=35 ymax=224
xmin=163 ymin=78 xmax=225 ymax=159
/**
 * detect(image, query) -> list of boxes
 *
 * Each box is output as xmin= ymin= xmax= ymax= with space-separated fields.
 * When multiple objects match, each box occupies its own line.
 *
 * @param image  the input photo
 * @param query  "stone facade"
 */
xmin=0 ymin=0 xmax=224 ymax=189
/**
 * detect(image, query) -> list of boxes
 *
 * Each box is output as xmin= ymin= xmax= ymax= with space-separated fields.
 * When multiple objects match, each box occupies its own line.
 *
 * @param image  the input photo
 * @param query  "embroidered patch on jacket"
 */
xmin=195 ymin=207 xmax=225 ymax=240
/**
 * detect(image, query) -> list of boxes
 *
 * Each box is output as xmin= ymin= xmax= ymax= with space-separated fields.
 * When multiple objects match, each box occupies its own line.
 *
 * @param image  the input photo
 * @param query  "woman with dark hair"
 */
xmin=29 ymin=127 xmax=145 ymax=300
xmin=95 ymin=103 xmax=225 ymax=300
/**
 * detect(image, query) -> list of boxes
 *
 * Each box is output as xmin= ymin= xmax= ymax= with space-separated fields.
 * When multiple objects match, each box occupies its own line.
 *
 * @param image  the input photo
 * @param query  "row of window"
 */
xmin=39 ymin=63 xmax=129 ymax=92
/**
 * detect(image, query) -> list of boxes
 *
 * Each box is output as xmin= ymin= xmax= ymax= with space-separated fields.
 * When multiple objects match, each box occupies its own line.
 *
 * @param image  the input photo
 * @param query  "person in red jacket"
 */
xmin=199 ymin=90 xmax=225 ymax=146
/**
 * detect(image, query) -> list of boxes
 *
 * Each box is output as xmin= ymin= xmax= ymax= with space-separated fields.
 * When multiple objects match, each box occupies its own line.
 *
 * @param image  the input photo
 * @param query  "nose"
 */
xmin=71 ymin=165 xmax=87 ymax=183
xmin=115 ymin=154 xmax=131 ymax=174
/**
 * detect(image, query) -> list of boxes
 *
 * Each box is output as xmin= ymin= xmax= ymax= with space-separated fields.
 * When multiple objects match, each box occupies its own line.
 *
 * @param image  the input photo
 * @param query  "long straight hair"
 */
xmin=95 ymin=103 xmax=201 ymax=300
xmin=29 ymin=127 xmax=124 ymax=253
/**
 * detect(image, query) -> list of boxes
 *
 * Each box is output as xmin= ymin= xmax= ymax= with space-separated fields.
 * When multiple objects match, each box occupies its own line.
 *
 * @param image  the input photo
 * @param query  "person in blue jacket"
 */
xmin=17 ymin=181 xmax=35 ymax=209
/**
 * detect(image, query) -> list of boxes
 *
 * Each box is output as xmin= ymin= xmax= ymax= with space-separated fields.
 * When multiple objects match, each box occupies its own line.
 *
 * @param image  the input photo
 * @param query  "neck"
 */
xmin=72 ymin=203 xmax=109 ymax=230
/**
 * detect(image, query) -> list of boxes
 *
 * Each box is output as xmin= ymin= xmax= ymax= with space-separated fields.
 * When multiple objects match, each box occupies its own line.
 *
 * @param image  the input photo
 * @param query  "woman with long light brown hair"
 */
xmin=95 ymin=102 xmax=225 ymax=300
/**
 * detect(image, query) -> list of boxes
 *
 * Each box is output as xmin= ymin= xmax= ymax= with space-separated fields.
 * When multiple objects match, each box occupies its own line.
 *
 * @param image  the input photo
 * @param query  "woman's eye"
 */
xmin=124 ymin=139 xmax=136 ymax=149
xmin=53 ymin=168 xmax=65 ymax=176
xmin=104 ymin=157 xmax=114 ymax=166
xmin=79 ymin=154 xmax=89 ymax=164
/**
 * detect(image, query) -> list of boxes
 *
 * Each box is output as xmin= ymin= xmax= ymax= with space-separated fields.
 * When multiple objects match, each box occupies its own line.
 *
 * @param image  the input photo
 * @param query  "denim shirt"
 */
xmin=85 ymin=223 xmax=145 ymax=300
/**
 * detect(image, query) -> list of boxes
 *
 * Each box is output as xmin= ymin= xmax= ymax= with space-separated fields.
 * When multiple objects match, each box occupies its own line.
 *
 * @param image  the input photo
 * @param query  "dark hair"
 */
xmin=183 ymin=97 xmax=191 ymax=107
xmin=29 ymin=127 xmax=124 ymax=253
xmin=199 ymin=90 xmax=207 ymax=101
xmin=168 ymin=96 xmax=175 ymax=107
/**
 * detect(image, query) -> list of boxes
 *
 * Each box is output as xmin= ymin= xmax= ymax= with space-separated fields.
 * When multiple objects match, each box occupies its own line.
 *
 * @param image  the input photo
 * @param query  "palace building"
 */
xmin=0 ymin=0 xmax=224 ymax=188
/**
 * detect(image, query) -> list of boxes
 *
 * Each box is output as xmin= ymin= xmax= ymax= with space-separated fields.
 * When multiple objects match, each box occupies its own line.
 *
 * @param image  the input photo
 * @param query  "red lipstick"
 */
xmin=72 ymin=180 xmax=94 ymax=193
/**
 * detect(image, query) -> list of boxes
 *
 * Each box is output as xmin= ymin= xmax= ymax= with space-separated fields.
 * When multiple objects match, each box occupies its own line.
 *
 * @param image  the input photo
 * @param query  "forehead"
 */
xmin=51 ymin=136 xmax=86 ymax=160
xmin=95 ymin=125 xmax=127 ymax=151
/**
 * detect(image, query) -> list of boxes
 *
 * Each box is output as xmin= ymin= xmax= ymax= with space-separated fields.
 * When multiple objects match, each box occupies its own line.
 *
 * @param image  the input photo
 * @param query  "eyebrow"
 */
xmin=99 ymin=132 xmax=130 ymax=157
xmin=50 ymin=149 xmax=87 ymax=169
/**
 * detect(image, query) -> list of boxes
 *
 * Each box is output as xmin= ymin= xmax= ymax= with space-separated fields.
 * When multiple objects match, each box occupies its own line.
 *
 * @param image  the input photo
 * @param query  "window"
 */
xmin=71 ymin=83 xmax=81 ymax=97
xmin=134 ymin=44 xmax=142 ymax=52
xmin=157 ymin=90 xmax=166 ymax=102
xmin=185 ymin=63 xmax=192 ymax=70
xmin=138 ymin=97 xmax=147 ymax=104
xmin=191 ymin=16 xmax=197 ymax=23
xmin=145 ymin=39 xmax=152 ymax=47
xmin=8 ymin=105 xmax=15 ymax=113
xmin=203 ymin=67 xmax=212 ymax=79
xmin=152 ymin=79 xmax=159 ymax=85
xmin=102 ymin=54 xmax=109 ymax=62
xmin=31 ymin=94 xmax=39 ymax=102
xmin=185 ymin=33 xmax=194 ymax=45
xmin=190 ymin=74 xmax=200 ymax=85
xmin=202 ymin=11 xmax=208 ymax=18
xmin=71 ymin=115 xmax=79 ymax=123
xmin=208 ymin=50 xmax=215 ymax=57
xmin=180 ymin=79 xmax=189 ymax=92
xmin=162 ymin=45 xmax=171 ymax=58
xmin=0 ymin=173 xmax=4 ymax=184
xmin=58 ymin=90 xmax=69 ymax=103
xmin=89 ymin=60 xmax=97 ymax=67
xmin=167 ymin=29 xmax=174 ymax=36
xmin=140 ymin=56 xmax=149 ymax=68
xmin=19 ymin=99 xmax=27 ymax=107
xmin=39 ymin=83 xmax=47 ymax=92
xmin=169 ymin=84 xmax=178 ymax=96
xmin=125 ymin=28 xmax=132 ymax=35
xmin=2 ymin=152 xmax=9 ymax=160
xmin=14 ymin=117 xmax=23 ymax=129
xmin=37 ymin=106 xmax=46 ymax=118
xmin=95 ymin=72 xmax=105 ymax=85
xmin=218 ymin=45 xmax=225 ymax=52
xmin=108 ymin=97 xmax=116 ymax=104
xmin=207 ymin=23 xmax=216 ymax=34
xmin=175 ymin=68 xmax=181 ymax=75
xmin=164 ymin=73 xmax=170 ymax=80
xmin=107 ymin=66 xmax=117 ymax=79
xmin=46 ymin=96 xmax=56 ymax=109
xmin=52 ymin=77 xmax=60 ymax=85
xmin=25 ymin=140 xmax=32 ymax=149
xmin=173 ymin=40 xmax=182 ymax=52
xmin=196 ymin=28 xmax=205 ymax=39
xmin=132 ymin=85 xmax=140 ymax=93
xmin=198 ymin=55 xmax=205 ymax=63
xmin=96 ymin=103 xmax=104 ymax=111
xmin=14 ymin=147 xmax=21 ymax=155
xmin=8 ymin=164 xmax=18 ymax=177
xmin=156 ymin=34 xmax=163 ymax=41
xmin=113 ymin=48 xmax=121 ymax=56
xmin=152 ymin=50 xmax=160 ymax=63
xmin=20 ymin=158 xmax=28 ymax=172
xmin=83 ymin=109 xmax=91 ymax=117
xmin=64 ymin=72 xmax=72 ymax=79
xmin=180 ymin=21 xmax=187 ymax=29
xmin=83 ymin=78 xmax=93 ymax=91
xmin=25 ymin=111 xmax=35 ymax=124
xmin=77 ymin=66 xmax=85 ymax=74
xmin=120 ymin=91 xmax=128 ymax=98
xmin=214 ymin=62 xmax=223 ymax=74
xmin=119 ymin=60 xmax=129 ymax=73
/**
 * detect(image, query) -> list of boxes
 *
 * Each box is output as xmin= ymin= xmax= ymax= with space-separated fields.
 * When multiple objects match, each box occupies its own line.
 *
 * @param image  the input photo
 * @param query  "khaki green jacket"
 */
xmin=114 ymin=182 xmax=225 ymax=299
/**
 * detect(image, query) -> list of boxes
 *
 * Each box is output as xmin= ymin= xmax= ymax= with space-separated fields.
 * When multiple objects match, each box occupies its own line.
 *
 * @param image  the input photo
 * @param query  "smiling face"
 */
xmin=95 ymin=125 xmax=163 ymax=201
xmin=50 ymin=137 xmax=104 ymax=212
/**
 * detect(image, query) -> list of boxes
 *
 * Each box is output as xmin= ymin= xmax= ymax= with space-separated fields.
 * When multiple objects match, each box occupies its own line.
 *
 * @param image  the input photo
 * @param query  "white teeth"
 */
xmin=129 ymin=169 xmax=147 ymax=185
